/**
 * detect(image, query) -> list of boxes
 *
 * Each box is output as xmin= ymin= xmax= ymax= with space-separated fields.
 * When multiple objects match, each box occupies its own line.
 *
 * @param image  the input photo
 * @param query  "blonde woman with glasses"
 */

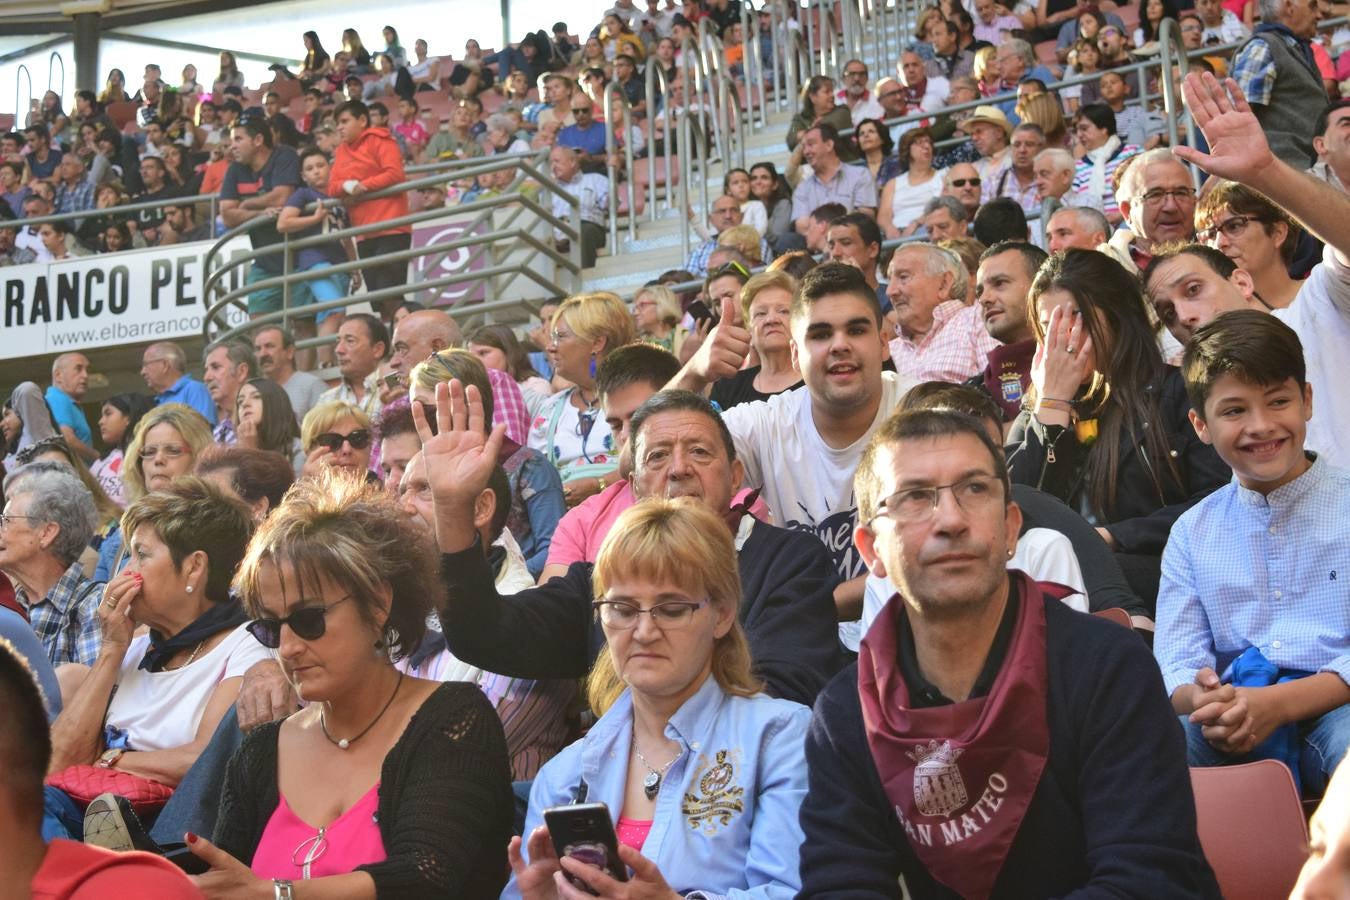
xmin=506 ymin=499 xmax=809 ymax=899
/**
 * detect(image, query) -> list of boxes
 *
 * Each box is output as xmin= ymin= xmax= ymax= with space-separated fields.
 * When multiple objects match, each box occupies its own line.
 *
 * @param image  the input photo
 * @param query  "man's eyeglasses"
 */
xmin=142 ymin=357 xmax=171 ymax=368
xmin=866 ymin=474 xmax=1005 ymax=526
xmin=311 ymin=429 xmax=372 ymax=452
xmin=879 ymin=90 xmax=903 ymax=101
xmin=139 ymin=443 xmax=187 ymax=459
xmin=0 ymin=512 xmax=38 ymax=530
xmin=1198 ymin=214 xmax=1262 ymax=243
xmin=844 ymin=69 xmax=868 ymax=78
xmin=592 ymin=598 xmax=708 ymax=629
xmin=247 ymin=595 xmax=352 ymax=648
xmin=949 ymin=177 xmax=981 ymax=188
xmin=1136 ymin=187 xmax=1197 ymax=207
xmin=571 ymin=107 xmax=592 ymax=115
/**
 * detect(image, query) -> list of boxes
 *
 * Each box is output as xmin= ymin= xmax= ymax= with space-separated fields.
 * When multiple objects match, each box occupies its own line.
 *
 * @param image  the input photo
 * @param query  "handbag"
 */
xmin=46 ymin=764 xmax=174 ymax=818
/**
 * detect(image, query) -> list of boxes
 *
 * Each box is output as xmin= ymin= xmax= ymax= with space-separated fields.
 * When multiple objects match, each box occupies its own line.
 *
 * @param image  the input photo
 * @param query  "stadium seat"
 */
xmin=1190 ymin=760 xmax=1309 ymax=900
xmin=1091 ymin=608 xmax=1132 ymax=628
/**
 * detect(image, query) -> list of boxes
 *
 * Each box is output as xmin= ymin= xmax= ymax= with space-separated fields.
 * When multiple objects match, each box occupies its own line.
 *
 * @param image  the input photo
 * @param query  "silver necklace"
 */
xmin=632 ymin=734 xmax=682 ymax=801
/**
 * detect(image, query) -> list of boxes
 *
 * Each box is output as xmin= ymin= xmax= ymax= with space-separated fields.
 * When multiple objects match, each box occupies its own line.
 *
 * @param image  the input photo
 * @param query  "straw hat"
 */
xmin=962 ymin=105 xmax=1014 ymax=138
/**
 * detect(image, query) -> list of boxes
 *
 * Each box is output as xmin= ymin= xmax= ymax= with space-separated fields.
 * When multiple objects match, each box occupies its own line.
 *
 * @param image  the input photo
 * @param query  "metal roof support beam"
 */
xmin=73 ymin=11 xmax=100 ymax=93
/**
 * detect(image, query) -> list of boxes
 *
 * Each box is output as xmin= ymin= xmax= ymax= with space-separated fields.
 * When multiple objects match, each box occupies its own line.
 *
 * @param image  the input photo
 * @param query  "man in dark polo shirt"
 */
xmin=219 ymin=118 xmax=301 ymax=321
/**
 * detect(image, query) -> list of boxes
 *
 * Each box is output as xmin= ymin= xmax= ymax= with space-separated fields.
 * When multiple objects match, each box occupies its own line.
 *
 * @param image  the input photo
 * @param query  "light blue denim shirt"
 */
xmin=504 ymin=675 xmax=810 ymax=900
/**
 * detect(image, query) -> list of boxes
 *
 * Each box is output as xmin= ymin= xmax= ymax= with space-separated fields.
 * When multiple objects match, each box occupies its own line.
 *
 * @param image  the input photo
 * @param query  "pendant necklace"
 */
xmin=632 ymin=733 xmax=682 ymax=801
xmin=321 ymin=671 xmax=404 ymax=750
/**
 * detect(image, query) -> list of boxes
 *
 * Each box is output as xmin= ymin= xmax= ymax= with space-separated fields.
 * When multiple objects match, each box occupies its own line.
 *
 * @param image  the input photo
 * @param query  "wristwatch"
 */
xmin=274 ymin=880 xmax=295 ymax=900
xmin=96 ymin=748 xmax=125 ymax=769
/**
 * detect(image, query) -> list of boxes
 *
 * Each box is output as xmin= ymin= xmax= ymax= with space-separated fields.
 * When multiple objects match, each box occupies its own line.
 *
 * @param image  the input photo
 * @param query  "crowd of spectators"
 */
xmin=3 ymin=0 xmax=1350 ymax=896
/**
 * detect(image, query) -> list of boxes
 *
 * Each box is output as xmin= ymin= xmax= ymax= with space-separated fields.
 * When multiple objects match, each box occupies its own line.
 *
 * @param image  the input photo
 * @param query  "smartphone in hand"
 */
xmin=543 ymin=802 xmax=629 ymax=894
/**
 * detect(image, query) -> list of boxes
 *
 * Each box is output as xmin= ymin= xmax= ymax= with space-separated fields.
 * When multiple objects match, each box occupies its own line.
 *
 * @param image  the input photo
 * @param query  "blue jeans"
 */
xmin=149 ymin=706 xmax=245 ymax=844
xmin=1181 ymin=702 xmax=1350 ymax=796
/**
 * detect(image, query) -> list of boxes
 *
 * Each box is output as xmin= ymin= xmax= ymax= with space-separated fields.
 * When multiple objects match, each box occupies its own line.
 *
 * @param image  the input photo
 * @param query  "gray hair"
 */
xmin=1257 ymin=0 xmax=1283 ymax=22
xmin=1049 ymin=205 xmax=1110 ymax=241
xmin=924 ymin=195 xmax=970 ymax=222
xmin=1035 ymin=147 xmax=1075 ymax=173
xmin=898 ymin=242 xmax=967 ymax=300
xmin=485 ymin=112 xmax=516 ymax=135
xmin=1117 ymin=146 xmax=1185 ymax=205
xmin=203 ymin=338 xmax=258 ymax=378
xmin=146 ymin=341 xmax=187 ymax=375
xmin=2 ymin=463 xmax=96 ymax=566
xmin=1002 ymin=37 xmax=1034 ymax=65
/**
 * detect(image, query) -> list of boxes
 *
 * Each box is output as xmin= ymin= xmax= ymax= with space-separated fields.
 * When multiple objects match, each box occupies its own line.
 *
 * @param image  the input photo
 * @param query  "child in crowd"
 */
xmin=275 ymin=147 xmax=358 ymax=366
xmin=1157 ymin=311 xmax=1350 ymax=796
xmin=393 ymin=96 xmax=430 ymax=158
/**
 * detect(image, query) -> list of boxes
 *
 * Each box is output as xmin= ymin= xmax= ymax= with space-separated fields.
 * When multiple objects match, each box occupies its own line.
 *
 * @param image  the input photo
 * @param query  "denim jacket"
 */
xmin=504 ymin=676 xmax=810 ymax=899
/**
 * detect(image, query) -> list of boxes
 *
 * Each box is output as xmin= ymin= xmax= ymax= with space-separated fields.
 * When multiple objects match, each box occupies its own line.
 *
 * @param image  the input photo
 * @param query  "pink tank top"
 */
xmin=250 ymin=782 xmax=387 ymax=880
xmin=615 ymin=816 xmax=653 ymax=852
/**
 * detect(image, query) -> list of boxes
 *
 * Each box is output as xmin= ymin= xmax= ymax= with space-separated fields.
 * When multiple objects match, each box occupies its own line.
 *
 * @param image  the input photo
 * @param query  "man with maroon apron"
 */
xmin=798 ymin=409 xmax=1219 ymax=899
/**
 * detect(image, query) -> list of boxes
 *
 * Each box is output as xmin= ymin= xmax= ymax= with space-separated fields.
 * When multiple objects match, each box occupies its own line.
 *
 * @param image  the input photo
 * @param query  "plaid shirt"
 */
xmin=55 ymin=177 xmax=96 ymax=215
xmin=16 ymin=560 xmax=102 ymax=667
xmin=888 ymin=299 xmax=1000 ymax=384
xmin=213 ymin=415 xmax=237 ymax=446
xmin=486 ymin=367 xmax=530 ymax=447
xmin=1231 ymin=37 xmax=1278 ymax=105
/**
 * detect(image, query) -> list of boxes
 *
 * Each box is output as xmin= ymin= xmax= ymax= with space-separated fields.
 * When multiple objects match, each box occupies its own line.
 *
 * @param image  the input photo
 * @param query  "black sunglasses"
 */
xmin=949 ymin=177 xmax=981 ymax=187
xmin=247 ymin=596 xmax=352 ymax=648
xmin=313 ymin=429 xmax=371 ymax=452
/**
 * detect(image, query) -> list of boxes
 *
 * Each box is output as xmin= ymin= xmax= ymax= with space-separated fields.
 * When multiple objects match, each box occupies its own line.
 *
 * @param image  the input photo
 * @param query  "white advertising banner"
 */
xmin=0 ymin=237 xmax=254 ymax=362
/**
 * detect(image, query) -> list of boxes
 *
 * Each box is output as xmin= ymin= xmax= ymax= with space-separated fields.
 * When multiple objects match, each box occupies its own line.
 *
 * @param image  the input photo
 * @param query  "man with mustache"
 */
xmin=252 ymin=326 xmax=325 ymax=424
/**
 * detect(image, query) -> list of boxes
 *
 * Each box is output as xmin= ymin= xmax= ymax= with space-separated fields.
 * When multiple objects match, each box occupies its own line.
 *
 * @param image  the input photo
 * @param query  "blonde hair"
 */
xmin=299 ymin=401 xmax=370 ymax=452
xmin=233 ymin=469 xmax=440 ymax=661
xmin=634 ymin=284 xmax=682 ymax=329
xmin=122 ymin=403 xmax=214 ymax=502
xmin=551 ymin=291 xmax=637 ymax=356
xmin=587 ymin=498 xmax=760 ymax=716
xmin=739 ymin=270 xmax=798 ymax=325
xmin=716 ymin=224 xmax=763 ymax=264
xmin=973 ymin=46 xmax=998 ymax=82
xmin=408 ymin=347 xmax=491 ymax=407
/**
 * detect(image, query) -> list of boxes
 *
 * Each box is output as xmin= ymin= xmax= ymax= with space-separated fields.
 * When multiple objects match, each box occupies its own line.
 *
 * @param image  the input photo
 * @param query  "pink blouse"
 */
xmin=250 ymin=782 xmax=387 ymax=880
xmin=615 ymin=816 xmax=653 ymax=852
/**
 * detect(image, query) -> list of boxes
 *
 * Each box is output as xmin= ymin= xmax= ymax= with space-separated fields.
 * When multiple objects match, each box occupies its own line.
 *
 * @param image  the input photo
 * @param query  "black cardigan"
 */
xmin=1005 ymin=366 xmax=1231 ymax=555
xmin=439 ymin=517 xmax=844 ymax=707
xmin=213 ymin=682 xmax=513 ymax=899
xmin=798 ymin=589 xmax=1222 ymax=899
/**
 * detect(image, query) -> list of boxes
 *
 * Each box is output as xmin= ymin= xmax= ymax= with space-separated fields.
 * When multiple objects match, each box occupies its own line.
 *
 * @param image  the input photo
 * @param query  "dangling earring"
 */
xmin=588 ymin=353 xmax=597 ymax=379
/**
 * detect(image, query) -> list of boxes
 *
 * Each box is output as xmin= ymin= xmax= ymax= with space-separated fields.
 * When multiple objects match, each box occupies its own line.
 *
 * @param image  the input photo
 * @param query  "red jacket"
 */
xmin=328 ymin=126 xmax=411 ymax=238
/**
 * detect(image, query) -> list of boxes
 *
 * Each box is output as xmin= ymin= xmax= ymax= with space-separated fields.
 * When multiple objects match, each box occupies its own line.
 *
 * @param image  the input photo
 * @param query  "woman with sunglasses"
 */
xmin=185 ymin=471 xmax=513 ymax=897
xmin=48 ymin=478 xmax=263 ymax=839
xmin=298 ymin=401 xmax=376 ymax=483
xmin=530 ymin=292 xmax=636 ymax=507
xmin=235 ymin=378 xmax=305 ymax=474
xmin=507 ymin=499 xmax=809 ymax=898
xmin=94 ymin=404 xmax=215 ymax=583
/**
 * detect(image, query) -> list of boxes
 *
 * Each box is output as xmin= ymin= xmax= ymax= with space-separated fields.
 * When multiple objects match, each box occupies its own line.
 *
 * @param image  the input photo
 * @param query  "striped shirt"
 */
xmin=1156 ymin=457 xmax=1350 ymax=696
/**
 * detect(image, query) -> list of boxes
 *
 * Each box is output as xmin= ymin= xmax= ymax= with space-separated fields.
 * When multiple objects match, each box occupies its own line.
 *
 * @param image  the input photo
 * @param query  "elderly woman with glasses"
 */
xmin=507 ymin=499 xmax=810 ymax=899
xmin=183 ymin=472 xmax=513 ymax=898
xmin=530 ymin=292 xmax=636 ymax=507
xmin=298 ymin=400 xmax=375 ymax=482
xmin=94 ymin=404 xmax=215 ymax=583
xmin=44 ymin=478 xmax=264 ymax=839
xmin=0 ymin=464 xmax=102 ymax=669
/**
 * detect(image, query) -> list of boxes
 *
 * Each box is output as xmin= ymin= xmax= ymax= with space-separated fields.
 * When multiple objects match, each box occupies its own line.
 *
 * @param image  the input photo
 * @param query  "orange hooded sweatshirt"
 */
xmin=327 ymin=126 xmax=411 ymax=239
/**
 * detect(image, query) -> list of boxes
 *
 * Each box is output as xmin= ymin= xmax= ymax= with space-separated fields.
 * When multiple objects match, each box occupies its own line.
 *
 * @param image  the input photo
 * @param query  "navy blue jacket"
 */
xmin=439 ymin=517 xmax=843 ymax=707
xmin=798 ymin=590 xmax=1221 ymax=899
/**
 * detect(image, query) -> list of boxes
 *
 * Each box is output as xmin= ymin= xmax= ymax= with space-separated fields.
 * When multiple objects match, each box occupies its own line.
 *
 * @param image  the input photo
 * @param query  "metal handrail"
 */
xmin=676 ymin=108 xmax=712 ymax=266
xmin=15 ymin=65 xmax=32 ymax=128
xmin=739 ymin=0 xmax=769 ymax=125
xmin=643 ymin=57 xmax=676 ymax=219
xmin=1158 ymin=18 xmax=1200 ymax=165
xmin=47 ymin=52 xmax=64 ymax=104
xmin=603 ymin=82 xmax=638 ymax=252
xmin=688 ymin=25 xmax=727 ymax=163
xmin=201 ymin=152 xmax=582 ymax=342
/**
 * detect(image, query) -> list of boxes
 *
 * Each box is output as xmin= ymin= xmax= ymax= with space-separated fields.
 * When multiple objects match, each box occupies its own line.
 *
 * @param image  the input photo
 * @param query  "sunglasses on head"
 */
xmin=247 ymin=595 xmax=352 ymax=648
xmin=312 ymin=429 xmax=371 ymax=452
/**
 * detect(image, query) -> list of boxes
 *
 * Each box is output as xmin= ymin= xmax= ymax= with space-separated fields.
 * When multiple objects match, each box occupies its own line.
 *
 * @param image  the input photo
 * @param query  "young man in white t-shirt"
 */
xmin=670 ymin=262 xmax=920 ymax=632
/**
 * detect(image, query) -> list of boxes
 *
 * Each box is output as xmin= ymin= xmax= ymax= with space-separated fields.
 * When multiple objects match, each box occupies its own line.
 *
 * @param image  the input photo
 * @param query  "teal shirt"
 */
xmin=44 ymin=385 xmax=91 ymax=445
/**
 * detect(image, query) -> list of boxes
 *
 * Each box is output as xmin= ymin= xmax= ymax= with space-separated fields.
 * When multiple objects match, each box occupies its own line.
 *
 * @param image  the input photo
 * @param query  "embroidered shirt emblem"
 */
xmin=682 ymin=749 xmax=744 ymax=833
